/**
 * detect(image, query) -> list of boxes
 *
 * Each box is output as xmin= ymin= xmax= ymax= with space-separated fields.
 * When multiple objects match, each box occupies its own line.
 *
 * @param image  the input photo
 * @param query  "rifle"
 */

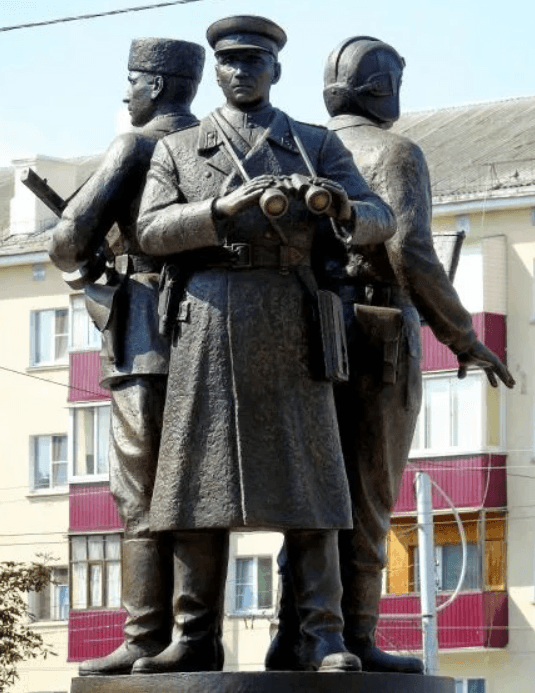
xmin=21 ymin=168 xmax=109 ymax=289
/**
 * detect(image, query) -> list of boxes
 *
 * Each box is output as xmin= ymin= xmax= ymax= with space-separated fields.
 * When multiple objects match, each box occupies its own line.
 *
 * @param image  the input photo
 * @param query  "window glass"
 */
xmin=88 ymin=536 xmax=104 ymax=560
xmin=28 ymin=567 xmax=69 ymax=621
xmin=107 ymin=562 xmax=122 ymax=608
xmin=71 ymin=295 xmax=101 ymax=350
xmin=70 ymin=534 xmax=122 ymax=610
xmin=90 ymin=564 xmax=103 ymax=607
xmin=257 ymin=557 xmax=273 ymax=609
xmin=413 ymin=543 xmax=482 ymax=593
xmin=411 ymin=373 xmax=485 ymax=454
xmin=426 ymin=379 xmax=450 ymax=449
xmin=34 ymin=437 xmax=51 ymax=490
xmin=97 ymin=407 xmax=110 ymax=475
xmin=35 ymin=310 xmax=53 ymax=364
xmin=31 ymin=435 xmax=68 ymax=491
xmin=55 ymin=309 xmax=69 ymax=360
xmin=235 ymin=558 xmax=254 ymax=612
xmin=72 ymin=406 xmax=110 ymax=478
xmin=467 ymin=680 xmax=485 ymax=693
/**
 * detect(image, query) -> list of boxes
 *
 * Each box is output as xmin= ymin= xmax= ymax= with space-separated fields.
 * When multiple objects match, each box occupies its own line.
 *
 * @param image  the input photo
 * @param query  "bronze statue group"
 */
xmin=49 ymin=15 xmax=515 ymax=678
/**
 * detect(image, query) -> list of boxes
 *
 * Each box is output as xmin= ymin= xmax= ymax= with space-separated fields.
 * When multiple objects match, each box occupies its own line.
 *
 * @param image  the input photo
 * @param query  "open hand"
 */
xmin=457 ymin=341 xmax=515 ymax=388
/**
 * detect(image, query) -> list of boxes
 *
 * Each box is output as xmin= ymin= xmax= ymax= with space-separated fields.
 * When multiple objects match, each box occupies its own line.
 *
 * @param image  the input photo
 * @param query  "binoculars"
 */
xmin=259 ymin=176 xmax=333 ymax=219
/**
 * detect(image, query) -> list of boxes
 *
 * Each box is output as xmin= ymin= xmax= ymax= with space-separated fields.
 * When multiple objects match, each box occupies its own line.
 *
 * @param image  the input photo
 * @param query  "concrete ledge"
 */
xmin=72 ymin=671 xmax=454 ymax=693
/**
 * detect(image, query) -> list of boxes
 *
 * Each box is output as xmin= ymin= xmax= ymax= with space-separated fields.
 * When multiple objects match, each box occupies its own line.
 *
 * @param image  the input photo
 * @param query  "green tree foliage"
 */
xmin=0 ymin=561 xmax=56 ymax=689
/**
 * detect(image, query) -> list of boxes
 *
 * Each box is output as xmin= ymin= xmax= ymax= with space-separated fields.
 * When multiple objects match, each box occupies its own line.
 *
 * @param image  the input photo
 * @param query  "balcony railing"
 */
xmin=394 ymin=455 xmax=506 ymax=513
xmin=68 ymin=609 xmax=126 ymax=661
xmin=377 ymin=591 xmax=508 ymax=652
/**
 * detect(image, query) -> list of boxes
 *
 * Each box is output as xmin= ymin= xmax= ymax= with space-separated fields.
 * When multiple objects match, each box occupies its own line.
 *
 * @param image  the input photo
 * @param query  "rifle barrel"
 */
xmin=20 ymin=167 xmax=66 ymax=217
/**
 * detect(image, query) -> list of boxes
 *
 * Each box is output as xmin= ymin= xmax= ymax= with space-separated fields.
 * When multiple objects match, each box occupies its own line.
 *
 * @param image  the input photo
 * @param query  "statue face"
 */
xmin=123 ymin=71 xmax=158 ymax=127
xmin=215 ymin=49 xmax=280 ymax=109
xmin=350 ymin=49 xmax=403 ymax=124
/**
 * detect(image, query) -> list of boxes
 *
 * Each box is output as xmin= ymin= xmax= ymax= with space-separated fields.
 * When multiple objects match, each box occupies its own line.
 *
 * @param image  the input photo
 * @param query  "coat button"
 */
xmin=205 ymin=171 xmax=212 ymax=178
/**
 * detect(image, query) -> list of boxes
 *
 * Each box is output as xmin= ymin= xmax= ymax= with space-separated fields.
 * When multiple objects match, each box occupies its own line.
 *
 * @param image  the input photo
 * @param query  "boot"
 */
xmin=285 ymin=530 xmax=361 ymax=673
xmin=79 ymin=537 xmax=172 ymax=676
xmin=340 ymin=553 xmax=423 ymax=674
xmin=132 ymin=530 xmax=228 ymax=674
xmin=264 ymin=545 xmax=301 ymax=671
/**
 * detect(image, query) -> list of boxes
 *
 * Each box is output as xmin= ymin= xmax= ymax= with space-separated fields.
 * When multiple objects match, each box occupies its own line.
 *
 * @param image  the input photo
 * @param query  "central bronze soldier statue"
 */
xmin=133 ymin=15 xmax=396 ymax=674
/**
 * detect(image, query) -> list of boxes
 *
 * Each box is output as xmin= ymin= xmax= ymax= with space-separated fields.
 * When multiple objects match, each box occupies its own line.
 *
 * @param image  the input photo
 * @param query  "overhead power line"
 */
xmin=0 ymin=0 xmax=207 ymax=33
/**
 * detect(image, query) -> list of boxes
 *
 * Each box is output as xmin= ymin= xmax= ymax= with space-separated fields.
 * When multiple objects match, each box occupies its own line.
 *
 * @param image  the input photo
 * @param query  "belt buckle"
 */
xmin=230 ymin=243 xmax=252 ymax=269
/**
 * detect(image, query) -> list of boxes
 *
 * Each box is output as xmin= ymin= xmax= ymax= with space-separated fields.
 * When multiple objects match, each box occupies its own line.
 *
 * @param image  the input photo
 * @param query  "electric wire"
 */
xmin=0 ymin=0 xmax=210 ymax=33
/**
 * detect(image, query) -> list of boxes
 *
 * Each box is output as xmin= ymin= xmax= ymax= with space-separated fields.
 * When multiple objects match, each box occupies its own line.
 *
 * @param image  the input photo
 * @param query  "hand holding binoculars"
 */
xmin=258 ymin=174 xmax=334 ymax=219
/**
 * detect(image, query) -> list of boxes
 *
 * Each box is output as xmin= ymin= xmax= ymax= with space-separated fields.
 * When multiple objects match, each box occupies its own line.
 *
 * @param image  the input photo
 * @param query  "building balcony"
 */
xmin=68 ymin=350 xmax=109 ymax=403
xmin=68 ymin=609 xmax=126 ymax=661
xmin=421 ymin=312 xmax=506 ymax=372
xmin=69 ymin=482 xmax=122 ymax=532
xmin=377 ymin=591 xmax=508 ymax=652
xmin=394 ymin=454 xmax=506 ymax=514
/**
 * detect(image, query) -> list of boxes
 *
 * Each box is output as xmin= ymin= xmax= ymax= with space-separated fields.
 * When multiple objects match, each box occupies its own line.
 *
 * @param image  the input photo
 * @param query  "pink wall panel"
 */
xmin=394 ymin=455 xmax=506 ymax=513
xmin=421 ymin=313 xmax=506 ymax=372
xmin=68 ymin=609 xmax=127 ymax=661
xmin=377 ymin=591 xmax=508 ymax=651
xmin=69 ymin=351 xmax=109 ymax=403
xmin=69 ymin=483 xmax=123 ymax=532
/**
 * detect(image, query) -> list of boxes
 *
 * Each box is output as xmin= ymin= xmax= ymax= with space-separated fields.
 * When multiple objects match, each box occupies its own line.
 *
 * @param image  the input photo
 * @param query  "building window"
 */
xmin=413 ymin=544 xmax=482 ymax=593
xmin=28 ymin=567 xmax=69 ymax=621
xmin=455 ymin=679 xmax=486 ymax=693
xmin=70 ymin=535 xmax=121 ymax=610
xmin=30 ymin=309 xmax=68 ymax=366
xmin=30 ymin=435 xmax=68 ymax=492
xmin=411 ymin=372 xmax=483 ymax=454
xmin=71 ymin=405 xmax=110 ymax=479
xmin=231 ymin=556 xmax=273 ymax=614
xmin=70 ymin=294 xmax=101 ymax=351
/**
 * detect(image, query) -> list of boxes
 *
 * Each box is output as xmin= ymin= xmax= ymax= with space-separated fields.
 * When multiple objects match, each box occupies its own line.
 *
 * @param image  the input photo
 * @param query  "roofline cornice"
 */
xmin=433 ymin=192 xmax=535 ymax=217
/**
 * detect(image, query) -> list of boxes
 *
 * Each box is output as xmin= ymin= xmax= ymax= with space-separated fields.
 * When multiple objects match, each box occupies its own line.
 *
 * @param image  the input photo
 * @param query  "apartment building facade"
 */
xmin=0 ymin=96 xmax=534 ymax=692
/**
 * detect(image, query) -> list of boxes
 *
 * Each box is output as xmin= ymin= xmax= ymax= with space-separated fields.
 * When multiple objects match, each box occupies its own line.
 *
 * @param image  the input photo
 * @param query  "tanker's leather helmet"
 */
xmin=324 ymin=36 xmax=405 ymax=123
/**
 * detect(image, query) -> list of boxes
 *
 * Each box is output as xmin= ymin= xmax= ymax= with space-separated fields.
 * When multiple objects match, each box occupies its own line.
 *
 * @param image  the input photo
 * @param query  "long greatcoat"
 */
xmin=138 ymin=107 xmax=395 ymax=532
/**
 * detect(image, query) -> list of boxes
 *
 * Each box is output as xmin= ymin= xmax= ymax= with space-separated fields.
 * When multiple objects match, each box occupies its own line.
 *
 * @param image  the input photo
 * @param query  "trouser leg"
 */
xmin=133 ymin=530 xmax=229 ymax=674
xmin=264 ymin=545 xmax=301 ymax=670
xmin=284 ymin=530 xmax=361 ymax=672
xmin=336 ymin=322 xmax=423 ymax=672
xmin=79 ymin=377 xmax=170 ymax=676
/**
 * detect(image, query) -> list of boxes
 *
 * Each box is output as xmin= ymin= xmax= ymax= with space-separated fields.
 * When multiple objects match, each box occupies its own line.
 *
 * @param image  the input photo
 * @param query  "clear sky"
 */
xmin=0 ymin=0 xmax=533 ymax=166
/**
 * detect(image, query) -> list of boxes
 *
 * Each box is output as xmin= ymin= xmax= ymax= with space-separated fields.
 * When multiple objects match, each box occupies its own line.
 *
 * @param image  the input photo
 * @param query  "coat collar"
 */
xmin=197 ymin=107 xmax=299 ymax=154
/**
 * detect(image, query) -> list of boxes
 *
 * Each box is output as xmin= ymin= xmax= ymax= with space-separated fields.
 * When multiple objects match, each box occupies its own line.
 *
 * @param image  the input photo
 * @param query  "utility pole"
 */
xmin=416 ymin=472 xmax=438 ymax=675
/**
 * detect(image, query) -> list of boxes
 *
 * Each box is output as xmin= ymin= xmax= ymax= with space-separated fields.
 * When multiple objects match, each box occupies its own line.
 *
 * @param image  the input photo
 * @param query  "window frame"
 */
xmin=454 ymin=678 xmax=486 ymax=693
xmin=30 ymin=308 xmax=69 ymax=367
xmin=410 ymin=371 xmax=492 ymax=457
xmin=69 ymin=293 xmax=101 ymax=352
xmin=69 ymin=533 xmax=122 ymax=611
xmin=29 ymin=434 xmax=68 ymax=494
xmin=69 ymin=403 xmax=111 ymax=483
xmin=28 ymin=566 xmax=69 ymax=622
xmin=229 ymin=555 xmax=274 ymax=616
xmin=412 ymin=543 xmax=483 ymax=594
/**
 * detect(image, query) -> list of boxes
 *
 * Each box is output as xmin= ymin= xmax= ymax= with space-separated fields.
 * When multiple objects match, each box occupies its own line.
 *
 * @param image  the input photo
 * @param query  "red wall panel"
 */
xmin=69 ymin=351 xmax=109 ymax=403
xmin=69 ymin=483 xmax=123 ymax=532
xmin=394 ymin=455 xmax=506 ymax=513
xmin=377 ymin=591 xmax=508 ymax=651
xmin=421 ymin=313 xmax=506 ymax=372
xmin=68 ymin=609 xmax=126 ymax=661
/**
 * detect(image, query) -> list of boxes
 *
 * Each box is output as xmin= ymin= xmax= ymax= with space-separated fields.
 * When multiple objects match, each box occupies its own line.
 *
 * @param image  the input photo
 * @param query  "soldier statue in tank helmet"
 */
xmin=267 ymin=35 xmax=515 ymax=675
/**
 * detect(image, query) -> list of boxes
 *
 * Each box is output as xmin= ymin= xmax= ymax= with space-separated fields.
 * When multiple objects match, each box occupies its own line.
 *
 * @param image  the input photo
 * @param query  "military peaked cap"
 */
xmin=207 ymin=15 xmax=287 ymax=57
xmin=128 ymin=38 xmax=205 ymax=80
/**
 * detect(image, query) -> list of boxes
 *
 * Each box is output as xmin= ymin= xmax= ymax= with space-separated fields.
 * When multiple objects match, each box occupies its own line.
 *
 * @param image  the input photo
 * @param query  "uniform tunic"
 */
xmin=138 ymin=106 xmax=396 ymax=532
